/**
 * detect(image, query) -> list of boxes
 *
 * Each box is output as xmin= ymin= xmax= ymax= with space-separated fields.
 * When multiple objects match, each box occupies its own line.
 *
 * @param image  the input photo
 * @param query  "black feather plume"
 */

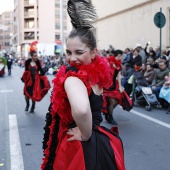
xmin=67 ymin=0 xmax=97 ymax=29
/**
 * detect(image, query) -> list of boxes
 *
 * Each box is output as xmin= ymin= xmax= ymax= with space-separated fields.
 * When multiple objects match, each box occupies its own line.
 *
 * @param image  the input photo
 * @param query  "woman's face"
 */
xmin=31 ymin=53 xmax=38 ymax=61
xmin=146 ymin=65 xmax=151 ymax=71
xmin=66 ymin=37 xmax=97 ymax=66
xmin=133 ymin=50 xmax=138 ymax=56
xmin=117 ymin=54 xmax=123 ymax=61
xmin=149 ymin=52 xmax=153 ymax=56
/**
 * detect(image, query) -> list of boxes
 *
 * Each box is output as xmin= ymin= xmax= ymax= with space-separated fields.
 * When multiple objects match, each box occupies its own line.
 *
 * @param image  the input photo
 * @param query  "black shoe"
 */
xmin=25 ymin=105 xmax=29 ymax=111
xmin=166 ymin=111 xmax=170 ymax=114
xmin=29 ymin=108 xmax=34 ymax=113
xmin=105 ymin=115 xmax=118 ymax=125
xmin=108 ymin=118 xmax=118 ymax=125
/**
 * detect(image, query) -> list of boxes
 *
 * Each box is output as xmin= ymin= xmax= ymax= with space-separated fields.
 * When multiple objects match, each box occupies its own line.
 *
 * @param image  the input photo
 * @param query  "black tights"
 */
xmin=107 ymin=98 xmax=118 ymax=116
xmin=25 ymin=96 xmax=35 ymax=110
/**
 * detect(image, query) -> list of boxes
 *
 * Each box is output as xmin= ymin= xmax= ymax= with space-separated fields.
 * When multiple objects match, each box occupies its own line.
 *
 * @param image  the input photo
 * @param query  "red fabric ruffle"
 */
xmin=53 ymin=135 xmax=86 ymax=170
xmin=22 ymin=71 xmax=51 ymax=101
xmin=98 ymin=126 xmax=126 ymax=170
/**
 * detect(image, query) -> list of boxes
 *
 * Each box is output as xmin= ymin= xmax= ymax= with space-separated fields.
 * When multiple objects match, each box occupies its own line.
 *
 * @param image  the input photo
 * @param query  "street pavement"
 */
xmin=0 ymin=65 xmax=170 ymax=170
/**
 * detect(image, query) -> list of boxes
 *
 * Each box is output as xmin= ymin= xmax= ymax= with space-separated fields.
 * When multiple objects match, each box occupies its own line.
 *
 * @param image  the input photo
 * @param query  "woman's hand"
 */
xmin=67 ymin=127 xmax=82 ymax=142
xmin=119 ymin=86 xmax=124 ymax=93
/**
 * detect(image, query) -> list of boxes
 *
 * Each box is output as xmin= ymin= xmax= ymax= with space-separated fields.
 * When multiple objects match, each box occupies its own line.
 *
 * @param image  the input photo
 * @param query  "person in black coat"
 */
xmin=130 ymin=48 xmax=142 ymax=68
xmin=7 ymin=55 xmax=13 ymax=75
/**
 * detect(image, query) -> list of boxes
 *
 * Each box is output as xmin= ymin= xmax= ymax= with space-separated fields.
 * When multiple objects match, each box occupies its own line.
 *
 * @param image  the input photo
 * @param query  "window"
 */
xmin=5 ymin=14 xmax=10 ymax=18
xmin=5 ymin=42 xmax=10 ymax=46
xmin=64 ymin=22 xmax=67 ymax=30
xmin=55 ymin=33 xmax=60 ymax=39
xmin=24 ymin=32 xmax=35 ymax=40
xmin=5 ymin=35 xmax=10 ymax=39
xmin=55 ymin=22 xmax=60 ymax=29
xmin=55 ymin=3 xmax=60 ymax=8
xmin=55 ymin=10 xmax=60 ymax=19
xmin=25 ymin=20 xmax=34 ymax=28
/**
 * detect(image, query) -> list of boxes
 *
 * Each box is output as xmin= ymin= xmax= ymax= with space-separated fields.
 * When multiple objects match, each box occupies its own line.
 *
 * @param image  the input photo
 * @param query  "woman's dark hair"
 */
xmin=149 ymin=50 xmax=156 ymax=57
xmin=134 ymin=48 xmax=140 ymax=53
xmin=30 ymin=51 xmax=37 ymax=57
xmin=67 ymin=28 xmax=96 ymax=50
xmin=146 ymin=63 xmax=154 ymax=68
xmin=113 ymin=49 xmax=123 ymax=57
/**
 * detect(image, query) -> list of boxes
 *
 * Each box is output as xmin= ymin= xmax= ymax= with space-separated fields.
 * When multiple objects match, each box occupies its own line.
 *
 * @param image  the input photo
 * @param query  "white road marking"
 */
xmin=0 ymin=90 xmax=14 ymax=93
xmin=130 ymin=109 xmax=170 ymax=129
xmin=9 ymin=114 xmax=24 ymax=170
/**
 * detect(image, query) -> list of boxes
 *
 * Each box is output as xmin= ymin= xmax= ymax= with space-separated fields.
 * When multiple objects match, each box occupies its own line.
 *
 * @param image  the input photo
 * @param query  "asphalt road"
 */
xmin=0 ymin=65 xmax=170 ymax=170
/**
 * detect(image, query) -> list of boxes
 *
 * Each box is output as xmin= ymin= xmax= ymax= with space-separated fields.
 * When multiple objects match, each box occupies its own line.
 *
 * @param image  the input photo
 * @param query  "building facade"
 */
xmin=92 ymin=0 xmax=170 ymax=51
xmin=14 ymin=0 xmax=70 ymax=57
xmin=0 ymin=11 xmax=13 ymax=54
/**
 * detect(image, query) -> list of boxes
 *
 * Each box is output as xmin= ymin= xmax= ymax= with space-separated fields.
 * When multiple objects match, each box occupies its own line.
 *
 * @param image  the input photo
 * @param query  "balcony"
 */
xmin=24 ymin=11 xmax=35 ymax=18
xmin=24 ymin=0 xmax=34 ymax=7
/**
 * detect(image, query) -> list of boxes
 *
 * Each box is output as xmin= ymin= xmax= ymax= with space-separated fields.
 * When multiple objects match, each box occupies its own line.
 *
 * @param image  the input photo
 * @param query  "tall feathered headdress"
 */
xmin=67 ymin=0 xmax=97 ymax=29
xmin=30 ymin=41 xmax=38 ymax=52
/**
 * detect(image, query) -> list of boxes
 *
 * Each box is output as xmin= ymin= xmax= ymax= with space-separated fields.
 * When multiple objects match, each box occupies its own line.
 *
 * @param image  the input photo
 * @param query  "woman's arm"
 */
xmin=117 ymin=71 xmax=124 ymax=92
xmin=64 ymin=77 xmax=92 ymax=141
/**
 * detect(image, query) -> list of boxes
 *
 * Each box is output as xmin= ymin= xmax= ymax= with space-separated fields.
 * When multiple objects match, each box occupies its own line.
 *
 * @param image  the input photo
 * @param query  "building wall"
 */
xmin=39 ymin=0 xmax=55 ymax=43
xmin=92 ymin=0 xmax=170 ymax=51
xmin=0 ymin=11 xmax=13 ymax=53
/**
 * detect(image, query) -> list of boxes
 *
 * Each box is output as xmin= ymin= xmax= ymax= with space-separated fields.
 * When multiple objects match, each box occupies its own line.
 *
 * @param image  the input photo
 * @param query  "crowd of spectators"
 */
xmin=99 ymin=44 xmax=170 ymax=114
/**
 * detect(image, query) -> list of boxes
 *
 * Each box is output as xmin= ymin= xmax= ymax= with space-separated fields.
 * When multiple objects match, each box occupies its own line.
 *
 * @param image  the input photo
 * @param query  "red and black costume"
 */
xmin=102 ymin=56 xmax=123 ymax=114
xmin=21 ymin=59 xmax=50 ymax=101
xmin=41 ymin=56 xmax=126 ymax=170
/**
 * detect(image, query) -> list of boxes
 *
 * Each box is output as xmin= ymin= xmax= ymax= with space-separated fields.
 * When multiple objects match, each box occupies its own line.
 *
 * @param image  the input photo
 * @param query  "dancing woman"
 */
xmin=102 ymin=50 xmax=124 ymax=125
xmin=41 ymin=1 xmax=126 ymax=170
xmin=21 ymin=41 xmax=51 ymax=113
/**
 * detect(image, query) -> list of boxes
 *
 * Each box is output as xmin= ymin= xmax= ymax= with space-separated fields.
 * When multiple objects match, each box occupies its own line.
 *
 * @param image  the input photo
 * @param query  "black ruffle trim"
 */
xmin=42 ymin=103 xmax=60 ymax=170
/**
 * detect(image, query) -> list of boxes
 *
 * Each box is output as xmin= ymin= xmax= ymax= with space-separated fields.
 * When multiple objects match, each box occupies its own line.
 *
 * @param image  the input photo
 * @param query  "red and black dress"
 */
xmin=41 ymin=56 xmax=126 ymax=170
xmin=21 ymin=59 xmax=51 ymax=101
xmin=102 ymin=56 xmax=123 ymax=114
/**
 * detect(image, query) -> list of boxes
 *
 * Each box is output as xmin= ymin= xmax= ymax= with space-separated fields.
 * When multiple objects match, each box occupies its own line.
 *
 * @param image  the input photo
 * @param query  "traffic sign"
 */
xmin=154 ymin=12 xmax=166 ymax=28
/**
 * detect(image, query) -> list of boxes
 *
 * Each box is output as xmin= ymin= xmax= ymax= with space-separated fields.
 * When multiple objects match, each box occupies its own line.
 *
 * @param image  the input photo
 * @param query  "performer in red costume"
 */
xmin=41 ymin=1 xmax=126 ymax=170
xmin=21 ymin=41 xmax=51 ymax=113
xmin=102 ymin=50 xmax=124 ymax=125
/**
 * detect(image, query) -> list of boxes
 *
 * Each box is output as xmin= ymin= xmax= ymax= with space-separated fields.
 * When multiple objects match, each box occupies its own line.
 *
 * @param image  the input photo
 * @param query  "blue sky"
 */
xmin=0 ymin=0 xmax=14 ymax=15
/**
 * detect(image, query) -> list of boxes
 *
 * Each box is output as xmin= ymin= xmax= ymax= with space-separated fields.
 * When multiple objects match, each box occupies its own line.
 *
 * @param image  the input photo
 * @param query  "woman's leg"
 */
xmin=30 ymin=100 xmax=36 ymax=113
xmin=106 ymin=98 xmax=118 ymax=125
xmin=166 ymin=103 xmax=170 ymax=114
xmin=25 ymin=96 xmax=30 ymax=111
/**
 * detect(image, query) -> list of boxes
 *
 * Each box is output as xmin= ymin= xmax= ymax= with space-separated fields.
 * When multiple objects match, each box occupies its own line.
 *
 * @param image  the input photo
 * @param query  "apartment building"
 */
xmin=0 ymin=11 xmax=13 ymax=53
xmin=92 ymin=0 xmax=170 ymax=51
xmin=14 ymin=0 xmax=70 ymax=57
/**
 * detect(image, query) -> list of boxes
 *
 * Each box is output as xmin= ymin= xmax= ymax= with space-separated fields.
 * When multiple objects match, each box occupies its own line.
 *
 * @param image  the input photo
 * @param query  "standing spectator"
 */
xmin=167 ymin=48 xmax=170 ymax=59
xmin=130 ymin=48 xmax=142 ymax=68
xmin=122 ymin=48 xmax=132 ymax=65
xmin=136 ymin=44 xmax=147 ymax=64
xmin=144 ymin=42 xmax=153 ymax=57
xmin=155 ymin=46 xmax=161 ymax=59
xmin=7 ymin=55 xmax=13 ymax=75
